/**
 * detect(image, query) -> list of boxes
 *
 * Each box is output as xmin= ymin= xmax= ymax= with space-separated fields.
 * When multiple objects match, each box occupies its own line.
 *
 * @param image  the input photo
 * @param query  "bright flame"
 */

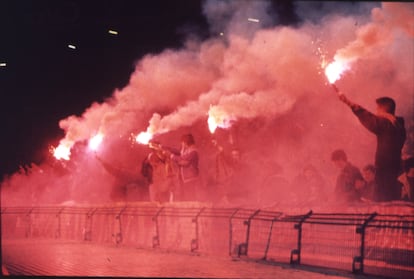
xmin=53 ymin=142 xmax=72 ymax=160
xmin=136 ymin=131 xmax=153 ymax=145
xmin=89 ymin=133 xmax=104 ymax=151
xmin=324 ymin=59 xmax=350 ymax=84
xmin=208 ymin=106 xmax=234 ymax=134
xmin=208 ymin=115 xmax=218 ymax=134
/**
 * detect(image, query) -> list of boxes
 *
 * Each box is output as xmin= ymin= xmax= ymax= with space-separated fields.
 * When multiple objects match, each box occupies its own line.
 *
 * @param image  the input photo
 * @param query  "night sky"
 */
xmin=0 ymin=0 xmax=298 ymax=177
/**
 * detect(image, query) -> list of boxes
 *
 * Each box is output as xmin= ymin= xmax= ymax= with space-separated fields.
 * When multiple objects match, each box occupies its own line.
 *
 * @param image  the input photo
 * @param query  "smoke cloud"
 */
xmin=2 ymin=1 xmax=413 ymax=210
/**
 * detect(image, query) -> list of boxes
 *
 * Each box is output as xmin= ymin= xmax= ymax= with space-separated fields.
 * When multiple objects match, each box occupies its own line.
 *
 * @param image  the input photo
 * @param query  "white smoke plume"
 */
xmin=1 ymin=1 xmax=413 ymax=209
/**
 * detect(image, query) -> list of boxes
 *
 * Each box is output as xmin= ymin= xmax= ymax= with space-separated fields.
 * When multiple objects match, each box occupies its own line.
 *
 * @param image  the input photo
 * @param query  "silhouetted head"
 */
xmin=181 ymin=134 xmax=195 ymax=147
xmin=331 ymin=149 xmax=348 ymax=169
xmin=376 ymin=97 xmax=396 ymax=115
xmin=362 ymin=164 xmax=376 ymax=183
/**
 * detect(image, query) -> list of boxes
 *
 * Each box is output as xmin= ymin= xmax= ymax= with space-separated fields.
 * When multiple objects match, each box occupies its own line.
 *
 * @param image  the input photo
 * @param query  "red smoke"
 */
xmin=1 ymin=2 xmax=413 ymax=208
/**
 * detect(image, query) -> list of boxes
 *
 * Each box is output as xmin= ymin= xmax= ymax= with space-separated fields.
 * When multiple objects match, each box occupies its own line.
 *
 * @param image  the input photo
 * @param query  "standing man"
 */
xmin=169 ymin=134 xmax=200 ymax=201
xmin=337 ymin=91 xmax=406 ymax=201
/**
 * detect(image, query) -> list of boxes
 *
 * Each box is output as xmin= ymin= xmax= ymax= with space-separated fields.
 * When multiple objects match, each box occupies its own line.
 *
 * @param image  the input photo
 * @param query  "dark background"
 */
xmin=0 ymin=0 xmax=298 ymax=178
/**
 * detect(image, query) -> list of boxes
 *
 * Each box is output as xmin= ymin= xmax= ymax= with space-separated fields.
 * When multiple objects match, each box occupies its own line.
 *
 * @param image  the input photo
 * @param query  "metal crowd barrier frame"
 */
xmin=1 ymin=205 xmax=413 ymax=278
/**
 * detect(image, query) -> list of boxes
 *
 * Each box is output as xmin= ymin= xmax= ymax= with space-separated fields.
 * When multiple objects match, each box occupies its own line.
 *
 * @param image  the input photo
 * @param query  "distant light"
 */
xmin=108 ymin=29 xmax=118 ymax=35
xmin=68 ymin=44 xmax=76 ymax=49
xmin=219 ymin=32 xmax=224 ymax=36
xmin=247 ymin=18 xmax=260 ymax=23
xmin=0 ymin=62 xmax=6 ymax=67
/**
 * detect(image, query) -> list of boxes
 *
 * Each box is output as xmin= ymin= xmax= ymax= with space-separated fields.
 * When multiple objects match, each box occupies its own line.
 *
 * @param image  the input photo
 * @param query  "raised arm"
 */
xmin=337 ymin=92 xmax=381 ymax=135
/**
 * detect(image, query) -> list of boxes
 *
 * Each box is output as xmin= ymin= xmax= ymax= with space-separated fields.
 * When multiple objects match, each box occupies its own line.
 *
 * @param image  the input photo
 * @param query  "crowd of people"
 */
xmin=93 ymin=92 xmax=413 ymax=206
xmin=138 ymin=92 xmax=413 ymax=205
xmin=140 ymin=134 xmax=200 ymax=202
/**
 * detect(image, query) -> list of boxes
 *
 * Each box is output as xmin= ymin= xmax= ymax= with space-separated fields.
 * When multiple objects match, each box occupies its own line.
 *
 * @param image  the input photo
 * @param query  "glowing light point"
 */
xmin=324 ymin=60 xmax=349 ymax=84
xmin=208 ymin=115 xmax=218 ymax=134
xmin=89 ymin=133 xmax=104 ymax=151
xmin=136 ymin=131 xmax=153 ymax=145
xmin=208 ymin=106 xmax=235 ymax=134
xmin=0 ymin=62 xmax=6 ymax=67
xmin=68 ymin=44 xmax=76 ymax=50
xmin=247 ymin=18 xmax=260 ymax=23
xmin=220 ymin=32 xmax=224 ymax=36
xmin=53 ymin=144 xmax=71 ymax=161
xmin=108 ymin=29 xmax=118 ymax=35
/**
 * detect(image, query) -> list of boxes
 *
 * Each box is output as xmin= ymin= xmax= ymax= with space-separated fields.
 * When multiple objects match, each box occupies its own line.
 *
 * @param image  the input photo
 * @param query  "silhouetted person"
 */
xmin=169 ymin=134 xmax=200 ymax=201
xmin=399 ymin=157 xmax=414 ymax=202
xmin=331 ymin=149 xmax=362 ymax=203
xmin=338 ymin=93 xmax=406 ymax=201
xmin=142 ymin=146 xmax=176 ymax=203
xmin=355 ymin=164 xmax=377 ymax=202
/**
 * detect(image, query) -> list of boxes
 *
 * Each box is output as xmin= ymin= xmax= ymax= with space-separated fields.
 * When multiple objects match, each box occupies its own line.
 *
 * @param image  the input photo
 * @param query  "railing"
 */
xmin=2 ymin=205 xmax=413 ymax=278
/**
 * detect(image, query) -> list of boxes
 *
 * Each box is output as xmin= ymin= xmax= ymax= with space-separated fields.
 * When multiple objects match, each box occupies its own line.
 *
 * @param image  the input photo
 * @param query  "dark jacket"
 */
xmin=352 ymin=106 xmax=406 ymax=169
xmin=335 ymin=163 xmax=363 ymax=202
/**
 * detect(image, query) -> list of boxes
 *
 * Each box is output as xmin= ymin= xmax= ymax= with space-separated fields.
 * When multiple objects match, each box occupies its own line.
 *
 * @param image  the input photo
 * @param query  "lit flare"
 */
xmin=136 ymin=131 xmax=153 ymax=145
xmin=89 ymin=133 xmax=104 ymax=151
xmin=207 ymin=106 xmax=234 ymax=134
xmin=53 ymin=141 xmax=72 ymax=160
xmin=324 ymin=59 xmax=350 ymax=84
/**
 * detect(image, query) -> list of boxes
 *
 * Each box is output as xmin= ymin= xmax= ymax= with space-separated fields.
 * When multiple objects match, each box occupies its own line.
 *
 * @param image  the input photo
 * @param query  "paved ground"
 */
xmin=1 ymin=239 xmax=387 ymax=278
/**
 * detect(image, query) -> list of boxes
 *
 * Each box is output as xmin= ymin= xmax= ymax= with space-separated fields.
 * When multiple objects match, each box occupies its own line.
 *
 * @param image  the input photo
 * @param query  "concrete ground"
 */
xmin=1 ymin=239 xmax=387 ymax=278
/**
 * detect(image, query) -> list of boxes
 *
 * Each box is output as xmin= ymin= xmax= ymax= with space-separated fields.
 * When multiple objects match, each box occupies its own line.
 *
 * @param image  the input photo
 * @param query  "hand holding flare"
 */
xmin=330 ymin=83 xmax=357 ymax=110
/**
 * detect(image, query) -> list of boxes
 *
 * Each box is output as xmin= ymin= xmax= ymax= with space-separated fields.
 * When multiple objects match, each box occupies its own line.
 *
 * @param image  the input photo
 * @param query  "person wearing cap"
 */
xmin=338 ymin=94 xmax=406 ymax=201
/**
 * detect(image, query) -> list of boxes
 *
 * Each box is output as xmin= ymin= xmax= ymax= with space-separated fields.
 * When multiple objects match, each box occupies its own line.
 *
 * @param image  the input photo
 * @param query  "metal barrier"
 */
xmin=2 ymin=205 xmax=413 ymax=278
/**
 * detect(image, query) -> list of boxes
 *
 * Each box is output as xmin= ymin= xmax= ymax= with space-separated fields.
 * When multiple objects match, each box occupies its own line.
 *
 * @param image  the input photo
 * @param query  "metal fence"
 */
xmin=1 ymin=205 xmax=413 ymax=278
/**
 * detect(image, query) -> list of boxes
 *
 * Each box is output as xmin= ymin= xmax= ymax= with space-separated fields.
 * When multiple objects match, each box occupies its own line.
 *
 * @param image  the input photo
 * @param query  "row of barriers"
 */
xmin=1 ymin=204 xmax=414 ymax=278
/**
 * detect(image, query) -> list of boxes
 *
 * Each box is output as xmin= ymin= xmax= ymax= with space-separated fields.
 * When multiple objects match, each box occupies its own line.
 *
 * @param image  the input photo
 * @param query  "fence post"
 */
xmin=191 ymin=207 xmax=206 ymax=252
xmin=152 ymin=207 xmax=164 ymax=248
xmin=290 ymin=210 xmax=313 ymax=265
xmin=84 ymin=208 xmax=97 ymax=241
xmin=55 ymin=207 xmax=64 ymax=239
xmin=263 ymin=214 xmax=283 ymax=260
xmin=114 ymin=206 xmax=127 ymax=245
xmin=25 ymin=208 xmax=34 ymax=238
xmin=238 ymin=209 xmax=261 ymax=257
xmin=353 ymin=212 xmax=377 ymax=274
xmin=229 ymin=209 xmax=239 ymax=256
